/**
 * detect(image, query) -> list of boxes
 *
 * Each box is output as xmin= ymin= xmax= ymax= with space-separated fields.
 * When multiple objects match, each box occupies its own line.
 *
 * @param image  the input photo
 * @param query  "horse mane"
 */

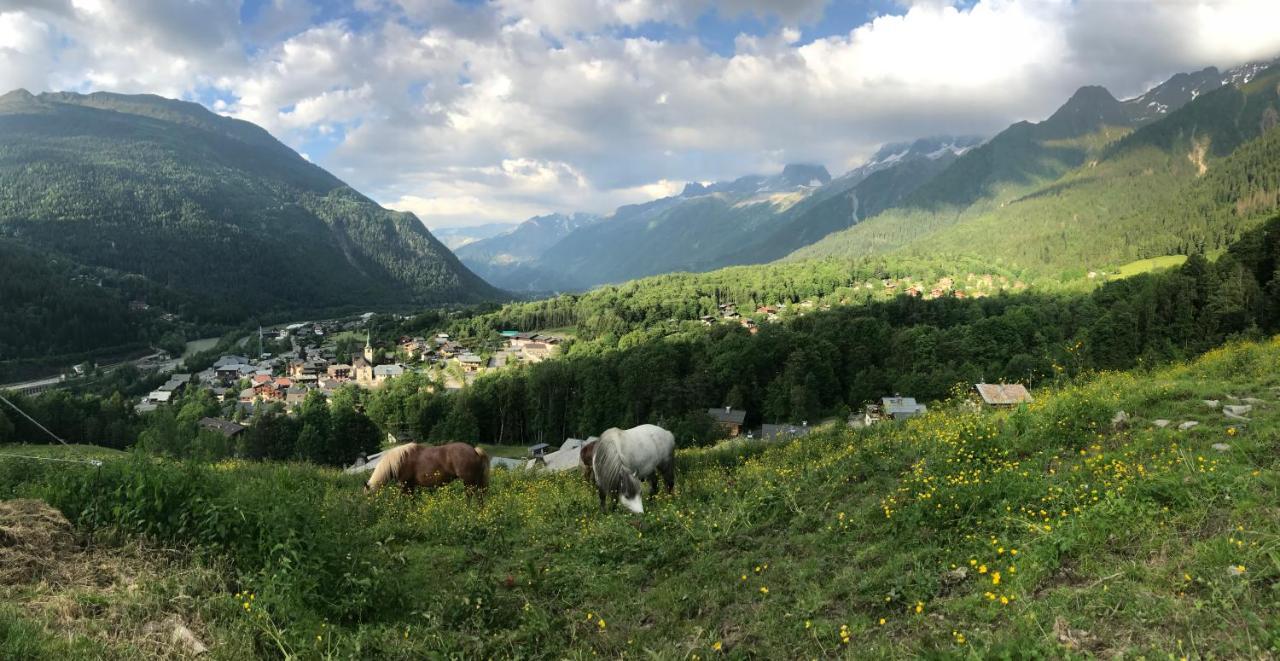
xmin=591 ymin=429 xmax=633 ymax=495
xmin=367 ymin=443 xmax=418 ymax=490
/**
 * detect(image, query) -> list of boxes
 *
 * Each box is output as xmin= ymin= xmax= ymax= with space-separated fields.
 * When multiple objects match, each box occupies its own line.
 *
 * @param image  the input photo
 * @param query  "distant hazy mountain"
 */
xmin=478 ymin=141 xmax=971 ymax=291
xmin=456 ymin=212 xmax=601 ymax=291
xmin=433 ymin=223 xmax=517 ymax=250
xmin=0 ymin=89 xmax=498 ymax=348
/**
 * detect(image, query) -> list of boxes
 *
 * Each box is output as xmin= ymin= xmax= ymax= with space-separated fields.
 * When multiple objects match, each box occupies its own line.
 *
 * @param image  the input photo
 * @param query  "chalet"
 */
xmin=700 ymin=315 xmax=717 ymax=326
xmin=509 ymin=332 xmax=540 ymax=349
xmin=974 ymin=383 xmax=1033 ymax=408
xmin=522 ymin=343 xmax=554 ymax=363
xmin=199 ymin=417 xmax=247 ymax=439
xmin=253 ymin=383 xmax=283 ymax=401
xmin=285 ymin=386 xmax=309 ymax=407
xmin=880 ymin=396 xmax=927 ymax=421
xmin=238 ymin=388 xmax=256 ymax=403
xmin=759 ymin=422 xmax=810 ymax=442
xmin=756 ymin=305 xmax=777 ymax=315
xmin=252 ymin=374 xmax=273 ymax=386
xmin=327 ymin=364 xmax=353 ymax=380
xmin=709 ymin=406 xmax=747 ymax=437
xmin=373 ymin=364 xmax=405 ymax=384
xmin=146 ymin=390 xmax=174 ymax=404
xmin=455 ymin=354 xmax=484 ymax=372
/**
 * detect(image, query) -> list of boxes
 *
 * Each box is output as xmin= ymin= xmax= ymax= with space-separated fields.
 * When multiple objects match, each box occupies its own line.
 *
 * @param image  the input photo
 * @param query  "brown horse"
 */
xmin=364 ymin=442 xmax=491 ymax=499
xmin=579 ymin=440 xmax=597 ymax=485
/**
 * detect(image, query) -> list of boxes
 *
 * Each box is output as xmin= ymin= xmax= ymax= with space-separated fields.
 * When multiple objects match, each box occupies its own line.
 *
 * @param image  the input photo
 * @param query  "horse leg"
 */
xmin=662 ymin=460 xmax=676 ymax=494
xmin=648 ymin=473 xmax=660 ymax=497
xmin=598 ymin=488 xmax=608 ymax=514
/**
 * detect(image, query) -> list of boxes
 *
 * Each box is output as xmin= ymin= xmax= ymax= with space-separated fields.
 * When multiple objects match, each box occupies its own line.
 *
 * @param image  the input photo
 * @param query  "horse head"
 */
xmin=618 ymin=471 xmax=644 ymax=513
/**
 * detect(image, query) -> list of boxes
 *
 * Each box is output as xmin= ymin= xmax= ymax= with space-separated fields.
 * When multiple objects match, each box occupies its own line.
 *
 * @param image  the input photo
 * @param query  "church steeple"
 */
xmin=363 ymin=332 xmax=375 ymax=365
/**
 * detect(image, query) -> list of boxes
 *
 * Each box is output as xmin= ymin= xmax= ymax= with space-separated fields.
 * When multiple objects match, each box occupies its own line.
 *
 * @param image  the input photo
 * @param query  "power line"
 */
xmin=0 ymin=392 xmax=69 ymax=445
xmin=0 ymin=452 xmax=102 ymax=468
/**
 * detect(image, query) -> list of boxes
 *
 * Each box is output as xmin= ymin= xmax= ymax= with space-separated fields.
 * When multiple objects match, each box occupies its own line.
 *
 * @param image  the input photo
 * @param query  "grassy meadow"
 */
xmin=3 ymin=338 xmax=1280 ymax=658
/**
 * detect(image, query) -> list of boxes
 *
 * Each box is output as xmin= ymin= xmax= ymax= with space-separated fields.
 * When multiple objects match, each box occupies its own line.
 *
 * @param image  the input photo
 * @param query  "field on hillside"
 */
xmin=3 ymin=339 xmax=1280 ymax=658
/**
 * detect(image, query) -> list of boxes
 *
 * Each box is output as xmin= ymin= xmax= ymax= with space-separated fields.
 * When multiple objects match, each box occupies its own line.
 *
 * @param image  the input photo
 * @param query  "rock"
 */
xmin=1223 ymin=404 xmax=1253 ymax=416
xmin=1110 ymin=410 xmax=1130 ymax=431
xmin=1203 ymin=400 xmax=1220 ymax=409
xmin=941 ymin=566 xmax=968 ymax=585
xmin=1153 ymin=419 xmax=1171 ymax=428
xmin=1178 ymin=421 xmax=1199 ymax=431
xmin=1212 ymin=443 xmax=1231 ymax=451
xmin=1242 ymin=397 xmax=1266 ymax=405
xmin=144 ymin=616 xmax=208 ymax=656
xmin=1224 ymin=411 xmax=1251 ymax=423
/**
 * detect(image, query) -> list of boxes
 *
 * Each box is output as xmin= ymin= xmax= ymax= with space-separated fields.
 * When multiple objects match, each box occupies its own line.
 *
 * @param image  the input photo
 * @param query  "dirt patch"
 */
xmin=0 ymin=499 xmax=78 ymax=585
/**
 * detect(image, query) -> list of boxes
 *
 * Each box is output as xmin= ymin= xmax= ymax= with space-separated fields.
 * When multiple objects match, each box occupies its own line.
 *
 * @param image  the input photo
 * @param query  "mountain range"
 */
xmin=463 ymin=57 xmax=1280 ymax=291
xmin=459 ymin=138 xmax=980 ymax=291
xmin=0 ymin=89 xmax=497 ymax=359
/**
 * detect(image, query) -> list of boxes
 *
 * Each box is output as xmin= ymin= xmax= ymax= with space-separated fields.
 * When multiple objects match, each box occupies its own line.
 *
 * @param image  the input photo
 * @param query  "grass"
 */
xmin=1109 ymin=254 xmax=1188 ymax=279
xmin=3 ymin=338 xmax=1280 ymax=657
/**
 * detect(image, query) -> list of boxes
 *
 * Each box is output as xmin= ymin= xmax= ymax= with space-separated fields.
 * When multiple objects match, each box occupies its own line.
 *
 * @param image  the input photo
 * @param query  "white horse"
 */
xmin=590 ymin=424 xmax=676 ymax=514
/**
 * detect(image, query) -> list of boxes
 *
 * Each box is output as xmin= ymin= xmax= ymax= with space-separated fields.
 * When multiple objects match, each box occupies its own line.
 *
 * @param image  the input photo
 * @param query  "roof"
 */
xmin=708 ymin=407 xmax=747 ymax=424
xmin=148 ymin=390 xmax=173 ymax=402
xmin=882 ymin=397 xmax=926 ymax=416
xmin=760 ymin=423 xmax=810 ymax=441
xmin=199 ymin=417 xmax=247 ymax=437
xmin=373 ymin=364 xmax=404 ymax=376
xmin=975 ymin=383 xmax=1033 ymax=406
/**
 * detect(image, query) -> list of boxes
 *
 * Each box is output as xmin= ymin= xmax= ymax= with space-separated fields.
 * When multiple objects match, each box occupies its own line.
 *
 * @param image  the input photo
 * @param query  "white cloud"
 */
xmin=3 ymin=0 xmax=1280 ymax=230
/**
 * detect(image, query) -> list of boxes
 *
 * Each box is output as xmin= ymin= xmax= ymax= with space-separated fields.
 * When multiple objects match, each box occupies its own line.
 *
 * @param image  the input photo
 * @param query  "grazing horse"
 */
xmin=364 ymin=442 xmax=491 ymax=499
xmin=590 ymin=424 xmax=676 ymax=514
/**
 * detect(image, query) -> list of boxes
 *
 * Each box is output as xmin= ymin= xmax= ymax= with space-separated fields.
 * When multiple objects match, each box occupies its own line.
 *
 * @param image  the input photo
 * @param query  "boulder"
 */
xmin=1242 ymin=397 xmax=1266 ymax=405
xmin=1152 ymin=419 xmax=1171 ymax=428
xmin=1178 ymin=421 xmax=1199 ymax=431
xmin=1211 ymin=443 xmax=1231 ymax=452
xmin=1222 ymin=404 xmax=1252 ymax=417
xmin=1202 ymin=400 xmax=1220 ymax=409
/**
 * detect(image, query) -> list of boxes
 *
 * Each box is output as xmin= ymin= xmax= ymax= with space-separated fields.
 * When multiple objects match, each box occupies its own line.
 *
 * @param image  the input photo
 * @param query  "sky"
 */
xmin=3 ymin=1 xmax=1280 ymax=228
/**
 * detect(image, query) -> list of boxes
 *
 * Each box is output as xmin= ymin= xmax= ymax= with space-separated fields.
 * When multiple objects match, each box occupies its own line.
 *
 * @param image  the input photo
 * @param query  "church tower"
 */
xmin=363 ymin=332 xmax=376 ymax=365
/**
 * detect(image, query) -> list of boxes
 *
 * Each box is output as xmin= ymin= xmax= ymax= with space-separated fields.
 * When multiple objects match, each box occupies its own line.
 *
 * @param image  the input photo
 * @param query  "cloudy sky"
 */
xmin=4 ymin=0 xmax=1280 ymax=228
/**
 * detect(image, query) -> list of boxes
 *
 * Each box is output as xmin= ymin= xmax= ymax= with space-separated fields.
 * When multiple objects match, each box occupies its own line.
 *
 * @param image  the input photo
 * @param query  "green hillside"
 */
xmin=4 ymin=336 xmax=1280 ymax=657
xmin=792 ymin=65 xmax=1280 ymax=278
xmin=0 ymin=90 xmax=498 ymax=356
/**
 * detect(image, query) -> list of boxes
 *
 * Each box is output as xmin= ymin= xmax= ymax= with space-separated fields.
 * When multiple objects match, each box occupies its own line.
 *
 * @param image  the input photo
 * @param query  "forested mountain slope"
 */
xmin=792 ymin=62 xmax=1280 ymax=277
xmin=0 ymin=90 xmax=498 ymax=341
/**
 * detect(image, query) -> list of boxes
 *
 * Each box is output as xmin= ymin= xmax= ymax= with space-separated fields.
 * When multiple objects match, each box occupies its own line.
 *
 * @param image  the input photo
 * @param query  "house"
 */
xmin=709 ymin=406 xmax=747 ymax=437
xmin=974 ymin=383 xmax=1033 ymax=408
xmin=147 ymin=390 xmax=174 ymax=404
xmin=756 ymin=305 xmax=777 ymax=315
xmin=521 ymin=343 xmax=554 ymax=363
xmin=488 ymin=352 xmax=510 ymax=369
xmin=373 ymin=364 xmax=405 ymax=384
xmin=199 ymin=417 xmax=247 ymax=439
xmin=700 ymin=315 xmax=717 ymax=325
xmin=455 ymin=353 xmax=484 ymax=372
xmin=285 ymin=386 xmax=309 ymax=407
xmin=759 ymin=423 xmax=810 ymax=442
xmin=881 ymin=396 xmax=927 ymax=421
xmin=327 ymin=364 xmax=353 ymax=380
xmin=509 ymin=332 xmax=540 ymax=349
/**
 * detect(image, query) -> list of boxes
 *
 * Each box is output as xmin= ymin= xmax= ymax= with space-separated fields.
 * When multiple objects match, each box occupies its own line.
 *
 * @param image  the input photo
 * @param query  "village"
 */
xmin=134 ymin=320 xmax=565 ymax=418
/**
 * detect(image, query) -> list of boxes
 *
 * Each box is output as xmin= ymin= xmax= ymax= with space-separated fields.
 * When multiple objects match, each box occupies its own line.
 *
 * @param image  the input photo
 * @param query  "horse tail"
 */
xmin=366 ymin=442 xmax=416 ymax=491
xmin=474 ymin=446 xmax=491 ymax=488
